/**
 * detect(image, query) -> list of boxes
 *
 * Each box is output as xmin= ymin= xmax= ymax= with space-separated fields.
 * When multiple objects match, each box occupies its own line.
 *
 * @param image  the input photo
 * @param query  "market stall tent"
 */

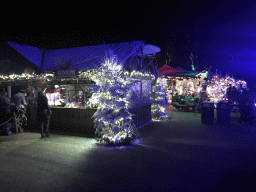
xmin=7 ymin=40 xmax=159 ymax=132
xmin=7 ymin=40 xmax=159 ymax=108
xmin=158 ymin=64 xmax=207 ymax=111
xmin=159 ymin=64 xmax=206 ymax=93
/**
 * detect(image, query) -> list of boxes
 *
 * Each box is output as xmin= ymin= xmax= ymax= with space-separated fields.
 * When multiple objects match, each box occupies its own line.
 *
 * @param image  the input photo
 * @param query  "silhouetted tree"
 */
xmin=55 ymin=57 xmax=73 ymax=70
xmin=164 ymin=29 xmax=203 ymax=71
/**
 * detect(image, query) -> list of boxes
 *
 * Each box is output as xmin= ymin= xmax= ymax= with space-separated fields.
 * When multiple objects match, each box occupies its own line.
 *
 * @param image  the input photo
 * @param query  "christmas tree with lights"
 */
xmin=88 ymin=53 xmax=139 ymax=145
xmin=151 ymin=76 xmax=169 ymax=120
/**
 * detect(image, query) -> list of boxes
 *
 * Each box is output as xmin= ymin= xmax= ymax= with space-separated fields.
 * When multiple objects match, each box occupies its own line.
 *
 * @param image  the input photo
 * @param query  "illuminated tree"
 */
xmin=184 ymin=29 xmax=202 ymax=71
xmin=151 ymin=76 xmax=169 ymax=120
xmin=88 ymin=55 xmax=139 ymax=145
xmin=190 ymin=53 xmax=195 ymax=71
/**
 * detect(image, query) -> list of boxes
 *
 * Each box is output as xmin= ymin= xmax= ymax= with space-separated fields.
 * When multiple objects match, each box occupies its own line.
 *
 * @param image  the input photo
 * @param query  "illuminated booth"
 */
xmin=6 ymin=41 xmax=158 ymax=134
xmin=159 ymin=64 xmax=207 ymax=110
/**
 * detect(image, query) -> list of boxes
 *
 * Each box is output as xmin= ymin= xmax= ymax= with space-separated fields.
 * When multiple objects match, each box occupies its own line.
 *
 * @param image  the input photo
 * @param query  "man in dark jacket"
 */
xmin=238 ymin=89 xmax=250 ymax=123
xmin=37 ymin=91 xmax=51 ymax=139
xmin=172 ymin=93 xmax=181 ymax=111
xmin=185 ymin=93 xmax=196 ymax=111
xmin=227 ymin=84 xmax=232 ymax=103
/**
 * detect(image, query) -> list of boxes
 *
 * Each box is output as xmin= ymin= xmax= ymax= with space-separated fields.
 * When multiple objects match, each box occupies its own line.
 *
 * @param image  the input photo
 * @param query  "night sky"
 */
xmin=1 ymin=0 xmax=256 ymax=87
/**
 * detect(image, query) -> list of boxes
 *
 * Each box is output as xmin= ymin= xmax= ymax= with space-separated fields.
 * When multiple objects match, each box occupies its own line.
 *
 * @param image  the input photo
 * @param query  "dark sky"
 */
xmin=1 ymin=0 xmax=256 ymax=87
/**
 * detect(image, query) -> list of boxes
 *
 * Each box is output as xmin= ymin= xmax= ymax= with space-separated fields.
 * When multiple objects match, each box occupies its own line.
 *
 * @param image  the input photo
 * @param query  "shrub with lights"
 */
xmin=151 ymin=76 xmax=169 ymax=120
xmin=88 ymin=56 xmax=140 ymax=145
xmin=206 ymin=74 xmax=247 ymax=103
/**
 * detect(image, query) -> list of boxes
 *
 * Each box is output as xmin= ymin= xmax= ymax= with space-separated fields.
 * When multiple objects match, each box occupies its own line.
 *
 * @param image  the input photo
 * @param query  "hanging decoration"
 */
xmin=0 ymin=72 xmax=54 ymax=82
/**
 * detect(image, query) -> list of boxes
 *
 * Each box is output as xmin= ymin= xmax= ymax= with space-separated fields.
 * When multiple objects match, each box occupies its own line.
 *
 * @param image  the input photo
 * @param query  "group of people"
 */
xmin=226 ymin=84 xmax=255 ymax=124
xmin=226 ymin=84 xmax=240 ymax=104
xmin=172 ymin=92 xmax=200 ymax=111
xmin=0 ymin=89 xmax=26 ymax=124
xmin=0 ymin=88 xmax=51 ymax=138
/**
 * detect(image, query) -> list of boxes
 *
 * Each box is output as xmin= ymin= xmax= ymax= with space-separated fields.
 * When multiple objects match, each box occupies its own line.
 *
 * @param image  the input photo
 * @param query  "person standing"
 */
xmin=231 ymin=86 xmax=238 ymax=104
xmin=245 ymin=89 xmax=255 ymax=125
xmin=0 ymin=89 xmax=10 ymax=123
xmin=185 ymin=93 xmax=196 ymax=111
xmin=227 ymin=84 xmax=232 ymax=104
xmin=238 ymin=88 xmax=249 ymax=123
xmin=37 ymin=91 xmax=51 ymax=139
xmin=172 ymin=92 xmax=181 ymax=111
xmin=13 ymin=90 xmax=27 ymax=109
xmin=0 ymin=89 xmax=18 ymax=119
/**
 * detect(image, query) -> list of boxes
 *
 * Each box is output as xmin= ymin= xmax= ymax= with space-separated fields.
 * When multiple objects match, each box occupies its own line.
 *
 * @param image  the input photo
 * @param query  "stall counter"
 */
xmin=50 ymin=107 xmax=97 ymax=134
xmin=26 ymin=104 xmax=152 ymax=135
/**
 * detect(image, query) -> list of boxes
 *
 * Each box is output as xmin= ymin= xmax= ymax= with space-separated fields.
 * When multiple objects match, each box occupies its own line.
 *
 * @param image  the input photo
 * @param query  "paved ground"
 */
xmin=0 ymin=110 xmax=256 ymax=192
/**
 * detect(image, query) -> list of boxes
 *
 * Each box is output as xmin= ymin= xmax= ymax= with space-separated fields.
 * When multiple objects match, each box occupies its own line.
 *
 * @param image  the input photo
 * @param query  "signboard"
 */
xmin=56 ymin=69 xmax=78 ymax=78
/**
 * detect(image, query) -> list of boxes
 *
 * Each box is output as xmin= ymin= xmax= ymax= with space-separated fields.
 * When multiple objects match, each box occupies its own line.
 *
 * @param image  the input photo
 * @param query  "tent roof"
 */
xmin=6 ymin=41 xmax=44 ymax=68
xmin=42 ymin=41 xmax=146 ymax=72
xmin=168 ymin=72 xmax=199 ymax=78
xmin=7 ymin=41 xmax=159 ymax=75
xmin=159 ymin=64 xmax=200 ymax=76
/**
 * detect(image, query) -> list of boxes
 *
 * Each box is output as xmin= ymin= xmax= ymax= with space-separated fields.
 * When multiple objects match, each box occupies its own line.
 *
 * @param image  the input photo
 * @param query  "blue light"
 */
xmin=7 ymin=41 xmax=43 ymax=68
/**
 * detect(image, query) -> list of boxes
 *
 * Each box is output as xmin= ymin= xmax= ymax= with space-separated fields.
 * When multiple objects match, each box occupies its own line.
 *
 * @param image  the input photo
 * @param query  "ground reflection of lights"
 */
xmin=96 ymin=138 xmax=144 ymax=150
xmin=92 ymin=122 xmax=158 ymax=150
xmin=55 ymin=136 xmax=97 ymax=152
